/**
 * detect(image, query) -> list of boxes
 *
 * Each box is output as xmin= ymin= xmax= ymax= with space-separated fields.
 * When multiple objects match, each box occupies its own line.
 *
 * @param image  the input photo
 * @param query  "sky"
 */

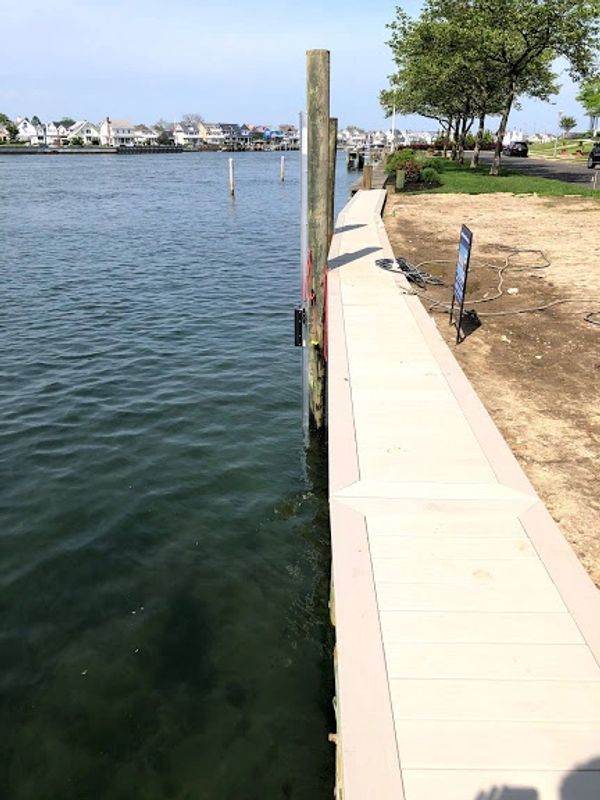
xmin=0 ymin=0 xmax=591 ymax=133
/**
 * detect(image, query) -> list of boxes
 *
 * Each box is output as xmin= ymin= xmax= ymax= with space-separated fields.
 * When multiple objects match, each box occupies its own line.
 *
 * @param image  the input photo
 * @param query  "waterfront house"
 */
xmin=0 ymin=125 xmax=8 ymax=143
xmin=16 ymin=118 xmax=45 ymax=145
xmin=133 ymin=124 xmax=159 ymax=145
xmin=280 ymin=124 xmax=300 ymax=148
xmin=67 ymin=120 xmax=100 ymax=145
xmin=197 ymin=122 xmax=226 ymax=147
xmin=219 ymin=123 xmax=249 ymax=148
xmin=99 ymin=118 xmax=135 ymax=146
xmin=173 ymin=123 xmax=203 ymax=148
xmin=44 ymin=122 xmax=69 ymax=147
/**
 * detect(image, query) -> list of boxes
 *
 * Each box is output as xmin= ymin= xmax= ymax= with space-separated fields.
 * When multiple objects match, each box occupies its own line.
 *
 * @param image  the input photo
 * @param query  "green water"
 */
xmin=0 ymin=151 xmax=355 ymax=799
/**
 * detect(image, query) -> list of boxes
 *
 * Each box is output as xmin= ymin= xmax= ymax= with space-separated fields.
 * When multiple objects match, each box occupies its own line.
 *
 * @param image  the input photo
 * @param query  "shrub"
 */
xmin=421 ymin=156 xmax=446 ymax=172
xmin=385 ymin=148 xmax=416 ymax=174
xmin=421 ymin=167 xmax=441 ymax=185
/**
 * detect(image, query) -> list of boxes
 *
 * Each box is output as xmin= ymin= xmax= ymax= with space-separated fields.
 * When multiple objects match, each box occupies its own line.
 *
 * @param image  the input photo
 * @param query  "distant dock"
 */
xmin=0 ymin=145 xmax=183 ymax=156
xmin=327 ymin=188 xmax=600 ymax=799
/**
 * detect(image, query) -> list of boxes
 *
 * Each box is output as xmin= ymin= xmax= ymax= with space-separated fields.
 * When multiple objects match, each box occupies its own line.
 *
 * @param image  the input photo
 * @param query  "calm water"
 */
xmin=0 ymin=151 xmax=355 ymax=799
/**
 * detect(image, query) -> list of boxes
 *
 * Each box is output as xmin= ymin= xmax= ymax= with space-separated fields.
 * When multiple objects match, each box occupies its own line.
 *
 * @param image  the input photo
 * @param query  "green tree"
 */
xmin=467 ymin=0 xmax=600 ymax=174
xmin=382 ymin=0 xmax=600 ymax=175
xmin=157 ymin=130 xmax=171 ymax=145
xmin=559 ymin=114 xmax=577 ymax=139
xmin=576 ymin=77 xmax=600 ymax=124
xmin=6 ymin=122 xmax=18 ymax=142
xmin=0 ymin=112 xmax=11 ymax=126
xmin=31 ymin=115 xmax=42 ymax=126
xmin=59 ymin=117 xmax=76 ymax=128
xmin=380 ymin=7 xmax=508 ymax=165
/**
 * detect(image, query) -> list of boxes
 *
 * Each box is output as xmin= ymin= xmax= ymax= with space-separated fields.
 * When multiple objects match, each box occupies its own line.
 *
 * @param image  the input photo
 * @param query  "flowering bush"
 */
xmin=385 ymin=150 xmax=444 ymax=185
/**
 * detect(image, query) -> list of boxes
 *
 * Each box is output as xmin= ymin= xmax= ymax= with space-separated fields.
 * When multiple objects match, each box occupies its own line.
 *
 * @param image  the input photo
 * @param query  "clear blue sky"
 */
xmin=1 ymin=0 xmax=589 ymax=132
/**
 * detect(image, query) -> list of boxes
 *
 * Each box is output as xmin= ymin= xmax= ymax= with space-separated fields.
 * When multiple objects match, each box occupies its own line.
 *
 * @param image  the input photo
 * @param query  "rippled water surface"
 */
xmin=0 ymin=152 xmax=355 ymax=799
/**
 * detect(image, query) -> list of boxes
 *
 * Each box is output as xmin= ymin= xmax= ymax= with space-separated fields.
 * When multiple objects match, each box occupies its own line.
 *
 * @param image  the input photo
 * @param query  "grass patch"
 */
xmin=425 ymin=162 xmax=598 ymax=198
xmin=528 ymin=140 xmax=592 ymax=158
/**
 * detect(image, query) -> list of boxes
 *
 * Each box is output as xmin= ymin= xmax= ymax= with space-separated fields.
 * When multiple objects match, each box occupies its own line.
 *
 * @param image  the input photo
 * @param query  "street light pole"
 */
xmin=554 ymin=109 xmax=563 ymax=157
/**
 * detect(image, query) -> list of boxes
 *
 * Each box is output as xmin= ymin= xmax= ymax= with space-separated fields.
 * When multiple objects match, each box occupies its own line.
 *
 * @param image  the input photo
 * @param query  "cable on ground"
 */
xmin=377 ymin=249 xmax=599 ymax=324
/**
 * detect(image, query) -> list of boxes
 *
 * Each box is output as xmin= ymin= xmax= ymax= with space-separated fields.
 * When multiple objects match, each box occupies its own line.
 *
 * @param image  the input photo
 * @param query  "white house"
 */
xmin=67 ymin=120 xmax=100 ymax=145
xmin=99 ymin=118 xmax=135 ymax=146
xmin=16 ymin=118 xmax=44 ymax=145
xmin=503 ymin=128 xmax=527 ymax=145
xmin=280 ymin=124 xmax=299 ymax=148
xmin=133 ymin=124 xmax=159 ymax=145
xmin=44 ymin=122 xmax=70 ymax=147
xmin=173 ymin=123 xmax=203 ymax=147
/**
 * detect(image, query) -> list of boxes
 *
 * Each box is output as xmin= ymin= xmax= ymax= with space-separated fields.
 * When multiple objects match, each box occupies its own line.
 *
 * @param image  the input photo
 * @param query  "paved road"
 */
xmin=474 ymin=150 xmax=595 ymax=185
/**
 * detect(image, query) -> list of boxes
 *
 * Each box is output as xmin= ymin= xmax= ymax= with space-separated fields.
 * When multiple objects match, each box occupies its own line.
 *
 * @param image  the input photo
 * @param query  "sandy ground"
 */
xmin=384 ymin=193 xmax=600 ymax=586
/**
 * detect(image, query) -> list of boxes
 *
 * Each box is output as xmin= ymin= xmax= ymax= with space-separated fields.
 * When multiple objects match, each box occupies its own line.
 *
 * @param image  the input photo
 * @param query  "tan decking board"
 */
xmin=328 ymin=190 xmax=600 ymax=800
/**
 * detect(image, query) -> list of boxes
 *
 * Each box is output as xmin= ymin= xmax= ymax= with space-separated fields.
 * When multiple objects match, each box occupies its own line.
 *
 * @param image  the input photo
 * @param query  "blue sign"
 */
xmin=450 ymin=225 xmax=473 ymax=343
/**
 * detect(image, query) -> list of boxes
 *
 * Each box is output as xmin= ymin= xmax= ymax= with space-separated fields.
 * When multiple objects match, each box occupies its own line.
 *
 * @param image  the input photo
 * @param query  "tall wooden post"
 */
xmin=328 ymin=117 xmax=338 ymax=247
xmin=306 ymin=49 xmax=330 ymax=430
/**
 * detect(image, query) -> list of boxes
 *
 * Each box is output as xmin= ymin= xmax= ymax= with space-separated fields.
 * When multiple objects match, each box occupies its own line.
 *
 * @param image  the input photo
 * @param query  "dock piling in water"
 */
xmin=306 ymin=48 xmax=331 ymax=430
xmin=280 ymin=155 xmax=285 ymax=182
xmin=228 ymin=158 xmax=235 ymax=196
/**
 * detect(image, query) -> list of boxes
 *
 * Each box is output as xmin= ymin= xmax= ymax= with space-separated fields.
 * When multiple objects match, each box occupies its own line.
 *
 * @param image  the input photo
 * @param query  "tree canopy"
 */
xmin=559 ymin=114 xmax=577 ymax=134
xmin=576 ymin=78 xmax=600 ymax=117
xmin=382 ymin=0 xmax=600 ymax=173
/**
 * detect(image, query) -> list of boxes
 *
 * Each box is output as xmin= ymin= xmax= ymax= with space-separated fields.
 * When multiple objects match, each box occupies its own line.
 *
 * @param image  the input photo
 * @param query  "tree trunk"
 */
xmin=491 ymin=83 xmax=516 ymax=176
xmin=470 ymin=113 xmax=486 ymax=168
xmin=457 ymin=115 xmax=470 ymax=164
xmin=442 ymin=116 xmax=453 ymax=158
xmin=450 ymin=117 xmax=460 ymax=161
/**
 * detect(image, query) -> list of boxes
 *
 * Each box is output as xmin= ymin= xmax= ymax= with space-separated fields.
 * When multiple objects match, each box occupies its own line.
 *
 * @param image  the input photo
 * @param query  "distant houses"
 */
xmin=1 ymin=116 xmax=302 ymax=150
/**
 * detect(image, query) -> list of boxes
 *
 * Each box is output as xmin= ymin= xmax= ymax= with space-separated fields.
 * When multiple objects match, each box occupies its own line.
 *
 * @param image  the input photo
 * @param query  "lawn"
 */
xmin=528 ymin=140 xmax=593 ymax=159
xmin=426 ymin=162 xmax=598 ymax=198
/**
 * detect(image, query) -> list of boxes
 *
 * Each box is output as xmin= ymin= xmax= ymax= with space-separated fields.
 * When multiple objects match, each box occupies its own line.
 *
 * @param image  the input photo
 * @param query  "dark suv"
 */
xmin=587 ymin=143 xmax=600 ymax=168
xmin=503 ymin=141 xmax=529 ymax=157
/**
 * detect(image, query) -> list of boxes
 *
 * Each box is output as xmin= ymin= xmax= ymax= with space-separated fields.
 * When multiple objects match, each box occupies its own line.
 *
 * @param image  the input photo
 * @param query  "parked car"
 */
xmin=503 ymin=141 xmax=529 ymax=157
xmin=587 ymin=142 xmax=600 ymax=169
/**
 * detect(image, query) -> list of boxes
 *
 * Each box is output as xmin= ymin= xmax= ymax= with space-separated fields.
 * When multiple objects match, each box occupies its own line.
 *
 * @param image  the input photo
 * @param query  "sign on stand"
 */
xmin=449 ymin=224 xmax=473 ymax=344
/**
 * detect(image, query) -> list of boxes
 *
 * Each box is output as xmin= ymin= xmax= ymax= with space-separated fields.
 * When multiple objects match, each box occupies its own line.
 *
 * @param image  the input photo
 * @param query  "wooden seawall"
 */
xmin=327 ymin=189 xmax=600 ymax=799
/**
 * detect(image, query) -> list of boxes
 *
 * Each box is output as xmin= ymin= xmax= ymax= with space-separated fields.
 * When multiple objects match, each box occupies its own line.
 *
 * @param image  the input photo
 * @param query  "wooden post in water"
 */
xmin=228 ymin=158 xmax=235 ymax=196
xmin=306 ymin=49 xmax=331 ymax=430
xmin=328 ymin=117 xmax=338 ymax=247
xmin=280 ymin=155 xmax=285 ymax=182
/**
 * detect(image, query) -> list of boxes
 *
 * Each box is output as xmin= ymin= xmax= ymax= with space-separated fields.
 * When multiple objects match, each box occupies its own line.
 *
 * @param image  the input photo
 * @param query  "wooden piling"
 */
xmin=306 ymin=49 xmax=331 ymax=430
xmin=228 ymin=158 xmax=235 ymax=195
xmin=280 ymin=155 xmax=285 ymax=182
xmin=363 ymin=164 xmax=373 ymax=190
xmin=328 ymin=118 xmax=338 ymax=247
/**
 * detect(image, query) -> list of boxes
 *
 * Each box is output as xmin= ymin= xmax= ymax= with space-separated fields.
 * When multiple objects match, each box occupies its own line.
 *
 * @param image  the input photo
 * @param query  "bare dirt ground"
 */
xmin=384 ymin=193 xmax=600 ymax=586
